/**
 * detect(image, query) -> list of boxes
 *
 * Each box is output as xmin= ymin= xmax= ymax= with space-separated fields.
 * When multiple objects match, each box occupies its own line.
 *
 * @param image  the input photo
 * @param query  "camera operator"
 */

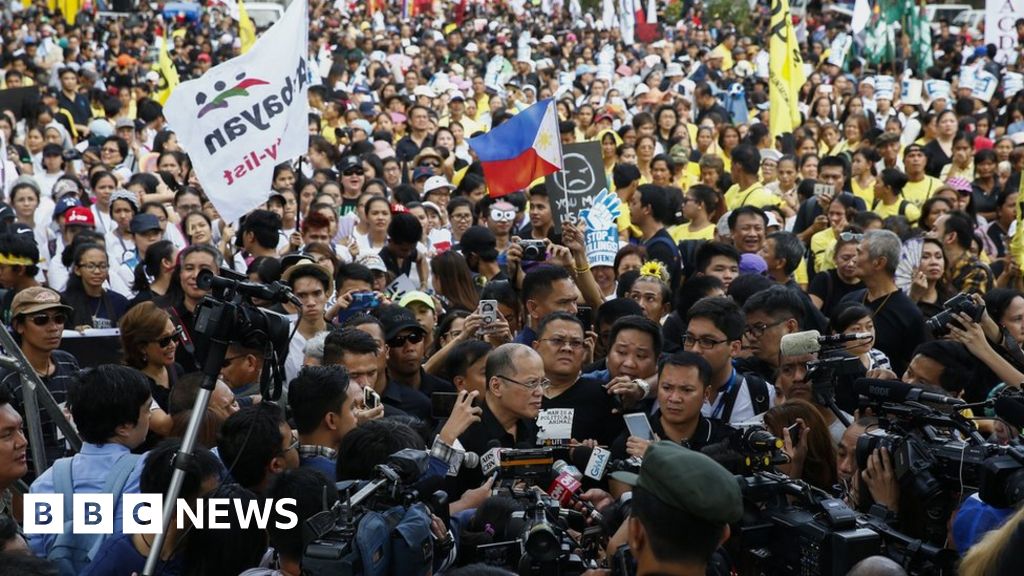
xmin=775 ymin=348 xmax=851 ymax=444
xmin=589 ymin=442 xmax=742 ymax=576
xmin=611 ymin=351 xmax=736 ymax=462
xmin=220 ymin=331 xmax=268 ymax=409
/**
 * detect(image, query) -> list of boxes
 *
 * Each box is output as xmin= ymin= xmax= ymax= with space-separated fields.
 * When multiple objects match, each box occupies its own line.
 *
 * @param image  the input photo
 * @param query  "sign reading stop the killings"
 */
xmin=986 ymin=0 xmax=1024 ymax=63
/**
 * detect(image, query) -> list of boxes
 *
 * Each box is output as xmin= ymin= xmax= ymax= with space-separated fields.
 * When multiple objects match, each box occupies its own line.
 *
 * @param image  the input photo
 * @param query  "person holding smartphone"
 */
xmin=610 ymin=352 xmax=736 ymax=463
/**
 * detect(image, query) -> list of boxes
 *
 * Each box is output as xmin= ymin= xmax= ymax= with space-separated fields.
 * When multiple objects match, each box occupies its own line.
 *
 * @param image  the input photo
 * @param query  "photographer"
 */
xmin=775 ymin=347 xmax=851 ymax=444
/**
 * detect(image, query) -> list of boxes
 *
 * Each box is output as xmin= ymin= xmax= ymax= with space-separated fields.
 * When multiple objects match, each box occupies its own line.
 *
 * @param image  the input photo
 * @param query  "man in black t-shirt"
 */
xmin=629 ymin=184 xmax=681 ymax=288
xmin=534 ymin=312 xmax=622 ymax=446
xmin=840 ymin=229 xmax=926 ymax=375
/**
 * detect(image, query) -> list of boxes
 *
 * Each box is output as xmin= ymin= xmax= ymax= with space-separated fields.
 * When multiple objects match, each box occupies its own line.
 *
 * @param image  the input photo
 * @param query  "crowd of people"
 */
xmin=1 ymin=0 xmax=1024 ymax=574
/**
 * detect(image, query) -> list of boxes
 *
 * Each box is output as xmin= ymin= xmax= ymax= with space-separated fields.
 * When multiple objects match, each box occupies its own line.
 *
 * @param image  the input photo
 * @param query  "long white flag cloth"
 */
xmin=165 ymin=0 xmax=311 ymax=225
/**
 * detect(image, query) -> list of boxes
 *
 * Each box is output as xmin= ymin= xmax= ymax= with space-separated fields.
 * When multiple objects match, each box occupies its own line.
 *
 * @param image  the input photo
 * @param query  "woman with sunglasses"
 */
xmin=60 ymin=242 xmax=130 ymax=331
xmin=119 ymin=302 xmax=182 ymax=443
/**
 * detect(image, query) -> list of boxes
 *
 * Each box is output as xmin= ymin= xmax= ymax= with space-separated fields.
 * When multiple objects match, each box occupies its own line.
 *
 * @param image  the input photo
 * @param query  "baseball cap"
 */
xmin=130 ymin=213 xmax=162 ymax=234
xmin=412 ymin=166 xmax=434 ymax=181
xmin=64 ymin=207 xmax=95 ymax=228
xmin=903 ymin=143 xmax=926 ymax=157
xmin=378 ymin=304 xmax=427 ymax=341
xmin=398 ymin=290 xmax=436 ymax=311
xmin=11 ymin=286 xmax=72 ymax=318
xmin=53 ymin=197 xmax=80 ymax=220
xmin=458 ymin=226 xmax=498 ymax=260
xmin=423 ymin=175 xmax=455 ymax=196
xmin=739 ymin=253 xmax=768 ymax=275
xmin=610 ymin=441 xmax=742 ymax=525
xmin=357 ymin=254 xmax=387 ymax=273
xmin=115 ymin=117 xmax=135 ymax=131
xmin=337 ymin=156 xmax=362 ymax=173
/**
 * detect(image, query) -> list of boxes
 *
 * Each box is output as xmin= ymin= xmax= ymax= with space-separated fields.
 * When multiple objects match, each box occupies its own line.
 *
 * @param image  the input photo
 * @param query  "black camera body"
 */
xmin=925 ymin=292 xmax=984 ymax=335
xmin=518 ymin=239 xmax=547 ymax=261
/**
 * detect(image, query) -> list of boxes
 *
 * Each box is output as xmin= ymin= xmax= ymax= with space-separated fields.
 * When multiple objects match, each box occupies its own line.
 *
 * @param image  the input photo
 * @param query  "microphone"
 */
xmin=779 ymin=330 xmax=873 ymax=356
xmin=570 ymin=446 xmax=614 ymax=481
xmin=995 ymin=395 xmax=1024 ymax=428
xmin=462 ymin=451 xmax=481 ymax=470
xmin=546 ymin=465 xmax=603 ymax=521
xmin=853 ymin=378 xmax=965 ymax=406
xmin=552 ymin=459 xmax=582 ymax=481
xmin=480 ymin=446 xmax=502 ymax=476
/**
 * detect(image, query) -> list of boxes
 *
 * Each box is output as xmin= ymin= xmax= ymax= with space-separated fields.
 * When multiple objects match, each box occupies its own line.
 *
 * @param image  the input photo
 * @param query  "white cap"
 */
xmin=664 ymin=63 xmax=684 ymax=78
xmin=145 ymin=70 xmax=160 ymax=83
xmin=465 ymin=42 xmax=479 ymax=53
xmin=405 ymin=45 xmax=421 ymax=56
xmin=413 ymin=85 xmax=437 ymax=99
xmin=541 ymin=34 xmax=557 ymax=44
xmin=423 ymin=175 xmax=455 ymax=195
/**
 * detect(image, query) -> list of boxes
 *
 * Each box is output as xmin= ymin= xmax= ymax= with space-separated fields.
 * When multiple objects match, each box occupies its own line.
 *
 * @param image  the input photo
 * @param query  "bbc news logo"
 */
xmin=23 ymin=494 xmax=298 ymax=534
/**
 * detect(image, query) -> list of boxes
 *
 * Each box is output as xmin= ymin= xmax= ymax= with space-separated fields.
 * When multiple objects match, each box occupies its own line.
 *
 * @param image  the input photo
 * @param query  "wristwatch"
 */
xmin=632 ymin=378 xmax=651 ymax=399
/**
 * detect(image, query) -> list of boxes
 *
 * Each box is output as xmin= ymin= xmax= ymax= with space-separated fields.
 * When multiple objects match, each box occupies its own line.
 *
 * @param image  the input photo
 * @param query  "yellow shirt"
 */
xmin=873 ymin=198 xmax=921 ymax=224
xmin=676 ymin=169 xmax=699 ymax=191
xmin=810 ymin=229 xmax=838 ymax=272
xmin=440 ymin=115 xmax=484 ymax=135
xmin=851 ymin=177 xmax=875 ymax=205
xmin=669 ymin=222 xmax=715 ymax=243
xmin=902 ymin=176 xmax=943 ymax=207
xmin=618 ymin=203 xmax=642 ymax=239
xmin=724 ymin=182 xmax=783 ymax=211
xmin=795 ymin=256 xmax=809 ymax=287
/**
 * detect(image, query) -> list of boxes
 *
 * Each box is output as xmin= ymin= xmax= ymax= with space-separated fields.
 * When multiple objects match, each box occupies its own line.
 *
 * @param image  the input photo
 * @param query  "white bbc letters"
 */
xmin=123 ymin=494 xmax=164 ymax=534
xmin=24 ymin=494 xmax=63 ymax=534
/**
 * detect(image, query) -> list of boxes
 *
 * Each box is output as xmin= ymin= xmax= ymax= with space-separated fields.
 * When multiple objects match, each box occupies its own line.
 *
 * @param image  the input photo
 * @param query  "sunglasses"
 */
xmin=839 ymin=232 xmax=864 ymax=242
xmin=27 ymin=312 xmax=67 ymax=326
xmin=490 ymin=208 xmax=516 ymax=222
xmin=388 ymin=331 xmax=425 ymax=347
xmin=419 ymin=161 xmax=440 ymax=168
xmin=343 ymin=168 xmax=364 ymax=176
xmin=155 ymin=326 xmax=183 ymax=348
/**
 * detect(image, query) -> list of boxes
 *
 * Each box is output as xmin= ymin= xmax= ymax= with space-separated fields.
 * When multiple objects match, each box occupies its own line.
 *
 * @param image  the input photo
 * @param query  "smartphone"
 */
xmin=431 ymin=392 xmax=463 ymax=419
xmin=351 ymin=291 xmax=380 ymax=311
xmin=786 ymin=422 xmax=801 ymax=446
xmin=363 ymin=387 xmax=380 ymax=409
xmin=813 ymin=183 xmax=834 ymax=197
xmin=576 ymin=305 xmax=593 ymax=333
xmin=624 ymin=412 xmax=655 ymax=441
xmin=478 ymin=299 xmax=498 ymax=333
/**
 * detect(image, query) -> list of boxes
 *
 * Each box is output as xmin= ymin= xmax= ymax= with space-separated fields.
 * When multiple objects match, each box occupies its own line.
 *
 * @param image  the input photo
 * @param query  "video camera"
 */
xmin=194 ymin=267 xmax=293 ymax=399
xmin=301 ymin=449 xmax=448 ymax=576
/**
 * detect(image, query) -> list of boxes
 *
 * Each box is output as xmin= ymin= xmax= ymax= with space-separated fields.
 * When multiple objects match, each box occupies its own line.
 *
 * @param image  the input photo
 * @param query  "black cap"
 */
xmin=337 ymin=155 xmax=362 ymax=172
xmin=0 ymin=203 xmax=15 ymax=223
xmin=378 ymin=304 xmax=427 ymax=341
xmin=458 ymin=226 xmax=498 ymax=261
xmin=130 ymin=213 xmax=162 ymax=234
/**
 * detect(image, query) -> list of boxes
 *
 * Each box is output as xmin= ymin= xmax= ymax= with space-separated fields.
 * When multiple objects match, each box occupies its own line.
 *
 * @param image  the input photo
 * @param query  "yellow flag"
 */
xmin=1011 ymin=173 xmax=1024 ymax=276
xmin=155 ymin=37 xmax=179 ymax=105
xmin=769 ymin=0 xmax=806 ymax=140
xmin=238 ymin=0 xmax=256 ymax=54
xmin=172 ymin=28 xmax=188 ymax=41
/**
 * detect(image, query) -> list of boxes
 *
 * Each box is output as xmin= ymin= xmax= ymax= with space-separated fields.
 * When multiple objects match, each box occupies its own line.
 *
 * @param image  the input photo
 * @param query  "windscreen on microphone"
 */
xmin=852 ymin=378 xmax=915 ymax=402
xmin=779 ymin=330 xmax=822 ymax=356
xmin=995 ymin=395 xmax=1024 ymax=429
xmin=462 ymin=451 xmax=480 ymax=469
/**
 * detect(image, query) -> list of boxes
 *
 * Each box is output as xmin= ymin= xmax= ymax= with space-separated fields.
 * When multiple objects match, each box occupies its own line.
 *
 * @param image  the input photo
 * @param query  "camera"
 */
xmin=925 ymin=292 xmax=983 ymax=336
xmin=518 ymin=239 xmax=547 ymax=261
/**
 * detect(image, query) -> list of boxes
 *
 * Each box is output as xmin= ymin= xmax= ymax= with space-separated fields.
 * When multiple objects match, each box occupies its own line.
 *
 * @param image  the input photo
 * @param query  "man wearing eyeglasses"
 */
xmin=686 ymin=297 xmax=775 ymax=424
xmin=380 ymin=305 xmax=455 ymax=423
xmin=740 ymin=286 xmax=805 ymax=385
xmin=534 ymin=313 xmax=620 ymax=447
xmin=0 ymin=287 xmax=80 ymax=480
xmin=456 ymin=344 xmax=544 ymax=490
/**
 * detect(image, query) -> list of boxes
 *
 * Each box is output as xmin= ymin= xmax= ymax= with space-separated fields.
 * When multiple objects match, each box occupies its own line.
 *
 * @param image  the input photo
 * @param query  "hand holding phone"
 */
xmin=624 ymin=412 xmax=655 ymax=441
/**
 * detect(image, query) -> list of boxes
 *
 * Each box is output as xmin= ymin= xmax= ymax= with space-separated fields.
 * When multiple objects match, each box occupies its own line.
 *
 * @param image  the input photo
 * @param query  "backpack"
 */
xmin=48 ymin=452 xmax=140 ymax=576
xmin=717 ymin=373 xmax=772 ymax=422
xmin=348 ymin=501 xmax=434 ymax=576
xmin=871 ymin=197 xmax=910 ymax=217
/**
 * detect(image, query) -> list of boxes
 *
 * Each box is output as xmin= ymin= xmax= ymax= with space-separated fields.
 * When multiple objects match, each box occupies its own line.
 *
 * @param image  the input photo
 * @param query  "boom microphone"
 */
xmin=853 ymin=378 xmax=965 ymax=406
xmin=779 ymin=330 xmax=874 ymax=356
xmin=994 ymin=395 xmax=1024 ymax=429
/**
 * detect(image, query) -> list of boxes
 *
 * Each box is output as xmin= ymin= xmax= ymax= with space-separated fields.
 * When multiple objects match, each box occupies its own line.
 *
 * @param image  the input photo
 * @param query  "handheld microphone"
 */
xmin=552 ymin=459 xmax=583 ymax=481
xmin=480 ymin=446 xmax=503 ymax=476
xmin=853 ymin=378 xmax=965 ymax=406
xmin=570 ymin=446 xmax=614 ymax=481
xmin=780 ymin=330 xmax=874 ymax=356
xmin=994 ymin=395 xmax=1024 ymax=428
xmin=461 ymin=451 xmax=480 ymax=470
xmin=546 ymin=466 xmax=603 ymax=521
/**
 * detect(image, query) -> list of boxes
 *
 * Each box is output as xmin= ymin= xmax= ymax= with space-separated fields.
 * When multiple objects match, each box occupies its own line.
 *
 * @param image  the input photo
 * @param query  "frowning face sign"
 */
xmin=554 ymin=152 xmax=595 ymax=196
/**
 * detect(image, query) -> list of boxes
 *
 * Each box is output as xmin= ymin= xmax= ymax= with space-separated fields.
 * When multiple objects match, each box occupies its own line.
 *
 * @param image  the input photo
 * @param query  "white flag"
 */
xmin=852 ymin=0 xmax=870 ymax=34
xmin=165 ymin=0 xmax=310 ymax=225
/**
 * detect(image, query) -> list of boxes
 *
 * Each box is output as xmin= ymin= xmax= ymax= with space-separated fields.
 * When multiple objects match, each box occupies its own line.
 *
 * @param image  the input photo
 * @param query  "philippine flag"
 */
xmin=469 ymin=99 xmax=563 ymax=198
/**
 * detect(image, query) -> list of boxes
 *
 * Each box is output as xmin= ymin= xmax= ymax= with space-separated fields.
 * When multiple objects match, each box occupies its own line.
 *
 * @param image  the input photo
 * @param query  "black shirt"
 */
xmin=0 ymin=350 xmax=80 ymax=481
xmin=383 ymin=368 xmax=455 ymax=424
xmin=644 ymin=228 xmax=681 ymax=288
xmin=807 ymin=270 xmax=863 ymax=321
xmin=540 ymin=377 xmax=623 ymax=447
xmin=610 ymin=412 xmax=735 ymax=461
xmin=840 ymin=288 xmax=927 ymax=375
xmin=923 ymin=140 xmax=952 ymax=178
xmin=454 ymin=401 xmax=539 ymax=498
xmin=662 ymin=311 xmax=685 ymax=354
